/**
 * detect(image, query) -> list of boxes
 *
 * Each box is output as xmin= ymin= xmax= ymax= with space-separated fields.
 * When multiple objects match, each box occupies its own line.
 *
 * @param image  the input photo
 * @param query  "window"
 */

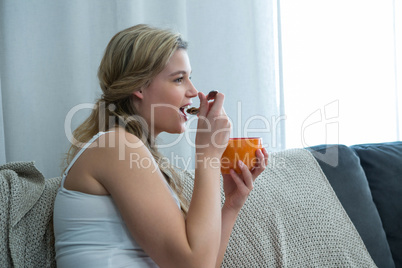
xmin=280 ymin=0 xmax=401 ymax=148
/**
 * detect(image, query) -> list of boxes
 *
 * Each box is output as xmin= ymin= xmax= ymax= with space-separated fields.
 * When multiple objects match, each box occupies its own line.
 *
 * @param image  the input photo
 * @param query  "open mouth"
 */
xmin=179 ymin=104 xmax=190 ymax=118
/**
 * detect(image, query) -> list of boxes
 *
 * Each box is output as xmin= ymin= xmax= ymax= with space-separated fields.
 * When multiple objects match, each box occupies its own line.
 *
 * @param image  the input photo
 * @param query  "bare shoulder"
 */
xmin=90 ymin=129 xmax=153 ymax=182
xmin=63 ymin=129 xmax=149 ymax=194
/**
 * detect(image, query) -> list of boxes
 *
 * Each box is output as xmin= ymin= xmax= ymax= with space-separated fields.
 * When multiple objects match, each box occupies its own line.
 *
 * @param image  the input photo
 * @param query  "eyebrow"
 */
xmin=169 ymin=70 xmax=192 ymax=77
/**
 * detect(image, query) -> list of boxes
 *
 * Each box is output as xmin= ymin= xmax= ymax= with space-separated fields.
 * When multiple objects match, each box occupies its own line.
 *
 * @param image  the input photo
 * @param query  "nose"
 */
xmin=186 ymin=80 xmax=198 ymax=98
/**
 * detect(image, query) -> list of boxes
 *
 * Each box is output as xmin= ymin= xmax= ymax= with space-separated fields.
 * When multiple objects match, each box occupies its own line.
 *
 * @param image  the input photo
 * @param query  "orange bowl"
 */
xmin=220 ymin=137 xmax=263 ymax=174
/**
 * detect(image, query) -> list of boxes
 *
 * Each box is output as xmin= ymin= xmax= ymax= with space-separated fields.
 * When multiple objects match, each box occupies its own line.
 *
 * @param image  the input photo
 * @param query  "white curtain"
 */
xmin=0 ymin=0 xmax=283 ymax=178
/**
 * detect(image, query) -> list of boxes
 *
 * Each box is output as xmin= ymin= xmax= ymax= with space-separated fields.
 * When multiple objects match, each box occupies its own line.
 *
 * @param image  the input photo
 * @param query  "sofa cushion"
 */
xmin=308 ymin=144 xmax=395 ymax=268
xmin=352 ymin=142 xmax=402 ymax=268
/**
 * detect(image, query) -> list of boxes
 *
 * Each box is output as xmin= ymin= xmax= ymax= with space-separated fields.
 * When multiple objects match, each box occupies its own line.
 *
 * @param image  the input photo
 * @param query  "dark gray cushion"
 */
xmin=308 ymin=144 xmax=395 ymax=268
xmin=352 ymin=142 xmax=402 ymax=268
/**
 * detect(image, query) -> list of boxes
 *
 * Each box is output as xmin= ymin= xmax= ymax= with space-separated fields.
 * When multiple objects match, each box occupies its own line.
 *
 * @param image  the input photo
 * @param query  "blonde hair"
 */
xmin=64 ymin=24 xmax=189 ymax=214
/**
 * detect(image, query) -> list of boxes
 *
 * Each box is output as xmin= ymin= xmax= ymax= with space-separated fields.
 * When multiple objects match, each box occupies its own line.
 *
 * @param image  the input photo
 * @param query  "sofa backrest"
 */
xmin=309 ymin=143 xmax=401 ymax=268
xmin=352 ymin=142 xmax=402 ymax=268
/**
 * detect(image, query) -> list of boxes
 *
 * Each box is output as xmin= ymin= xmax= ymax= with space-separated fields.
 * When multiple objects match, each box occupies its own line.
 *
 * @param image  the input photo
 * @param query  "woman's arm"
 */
xmin=216 ymin=204 xmax=240 ymax=267
xmin=185 ymin=91 xmax=231 ymax=265
xmin=215 ymin=148 xmax=269 ymax=267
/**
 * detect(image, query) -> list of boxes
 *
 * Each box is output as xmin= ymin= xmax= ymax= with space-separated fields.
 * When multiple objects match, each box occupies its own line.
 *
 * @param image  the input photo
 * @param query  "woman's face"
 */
xmin=135 ymin=49 xmax=198 ymax=136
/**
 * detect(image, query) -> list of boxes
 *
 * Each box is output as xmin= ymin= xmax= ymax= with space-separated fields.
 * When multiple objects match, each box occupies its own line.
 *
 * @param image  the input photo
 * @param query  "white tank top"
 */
xmin=53 ymin=131 xmax=180 ymax=268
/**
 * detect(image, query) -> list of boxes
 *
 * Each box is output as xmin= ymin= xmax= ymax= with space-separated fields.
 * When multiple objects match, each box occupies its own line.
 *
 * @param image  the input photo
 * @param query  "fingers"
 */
xmin=197 ymin=92 xmax=208 ymax=117
xmin=207 ymin=92 xmax=225 ymax=116
xmin=229 ymin=169 xmax=252 ymax=193
xmin=196 ymin=92 xmax=230 ymax=155
xmin=198 ymin=91 xmax=225 ymax=117
xmin=251 ymin=147 xmax=268 ymax=178
xmin=230 ymin=160 xmax=254 ymax=190
xmin=257 ymin=147 xmax=269 ymax=168
xmin=263 ymin=147 xmax=269 ymax=166
xmin=230 ymin=148 xmax=268 ymax=188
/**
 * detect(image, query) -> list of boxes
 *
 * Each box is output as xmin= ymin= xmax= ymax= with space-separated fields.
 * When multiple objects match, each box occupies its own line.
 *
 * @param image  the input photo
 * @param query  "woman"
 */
xmin=53 ymin=24 xmax=268 ymax=268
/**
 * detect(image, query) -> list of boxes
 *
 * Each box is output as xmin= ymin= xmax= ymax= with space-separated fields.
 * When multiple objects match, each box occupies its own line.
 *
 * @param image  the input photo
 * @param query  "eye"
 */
xmin=174 ymin=77 xmax=184 ymax=83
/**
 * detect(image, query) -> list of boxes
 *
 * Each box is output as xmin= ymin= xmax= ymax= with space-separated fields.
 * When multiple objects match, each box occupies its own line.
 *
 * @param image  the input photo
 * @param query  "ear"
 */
xmin=133 ymin=90 xmax=143 ymax=99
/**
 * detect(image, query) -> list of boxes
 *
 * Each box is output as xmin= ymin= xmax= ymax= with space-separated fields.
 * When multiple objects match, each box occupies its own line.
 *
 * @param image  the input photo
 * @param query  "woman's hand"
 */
xmin=195 ymin=92 xmax=231 ymax=159
xmin=222 ymin=147 xmax=269 ymax=211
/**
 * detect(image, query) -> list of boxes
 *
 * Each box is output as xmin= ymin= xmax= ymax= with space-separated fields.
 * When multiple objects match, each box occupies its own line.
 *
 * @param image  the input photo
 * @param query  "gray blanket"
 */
xmin=0 ymin=161 xmax=60 ymax=268
xmin=180 ymin=148 xmax=377 ymax=267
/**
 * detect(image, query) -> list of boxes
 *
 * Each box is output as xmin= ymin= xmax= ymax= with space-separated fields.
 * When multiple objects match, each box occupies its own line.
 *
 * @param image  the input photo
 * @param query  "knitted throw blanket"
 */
xmin=179 ymin=149 xmax=377 ymax=267
xmin=0 ymin=161 xmax=60 ymax=268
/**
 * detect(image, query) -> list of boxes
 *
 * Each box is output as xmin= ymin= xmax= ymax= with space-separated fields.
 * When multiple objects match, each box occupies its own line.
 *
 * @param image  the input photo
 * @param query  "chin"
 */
xmin=166 ymin=123 xmax=186 ymax=135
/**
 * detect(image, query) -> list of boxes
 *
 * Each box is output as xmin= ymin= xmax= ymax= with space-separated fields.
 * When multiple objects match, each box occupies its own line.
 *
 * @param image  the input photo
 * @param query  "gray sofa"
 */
xmin=1 ymin=141 xmax=401 ymax=267
xmin=308 ymin=141 xmax=402 ymax=268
